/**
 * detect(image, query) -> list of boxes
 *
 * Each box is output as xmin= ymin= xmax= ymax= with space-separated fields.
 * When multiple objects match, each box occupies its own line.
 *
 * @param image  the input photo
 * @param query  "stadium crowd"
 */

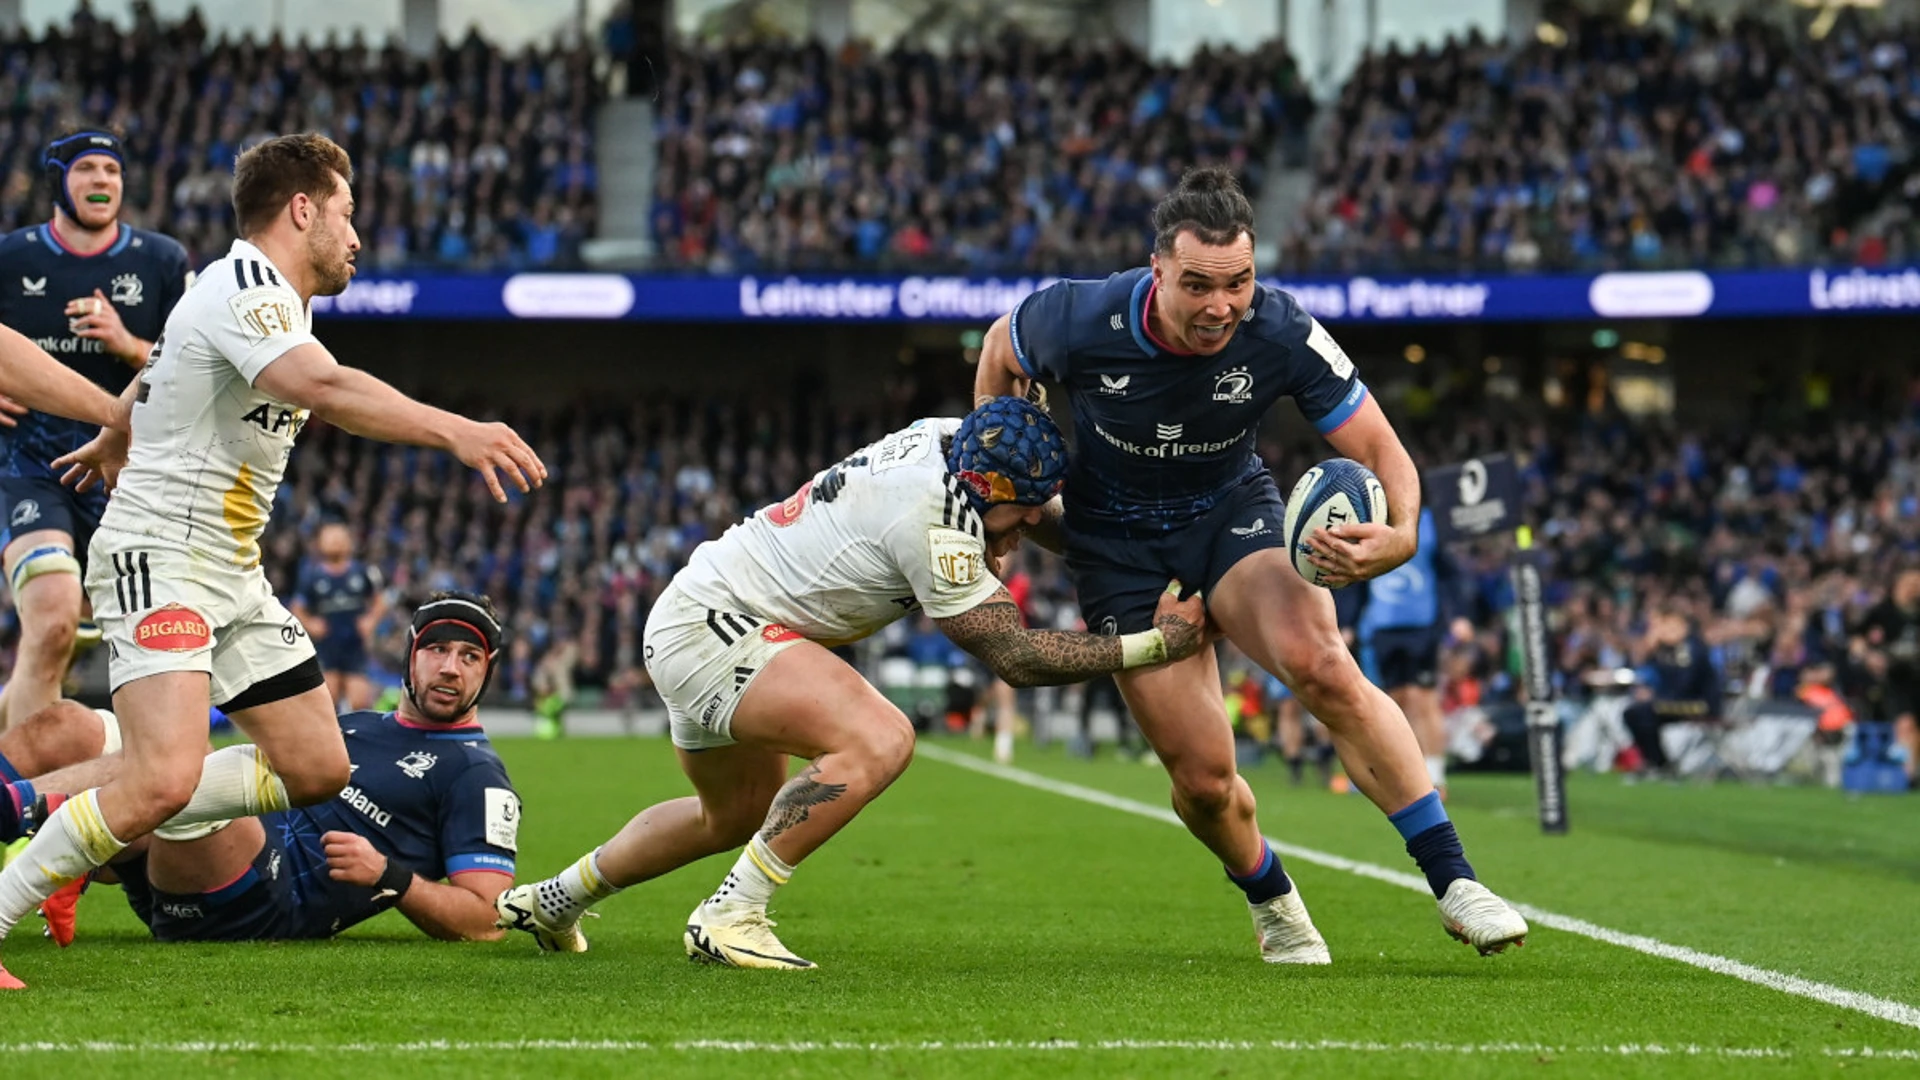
xmin=647 ymin=32 xmax=1314 ymax=274
xmin=1292 ymin=11 xmax=1920 ymax=273
xmin=0 ymin=366 xmax=1874 ymax=764
xmin=0 ymin=1 xmax=604 ymax=269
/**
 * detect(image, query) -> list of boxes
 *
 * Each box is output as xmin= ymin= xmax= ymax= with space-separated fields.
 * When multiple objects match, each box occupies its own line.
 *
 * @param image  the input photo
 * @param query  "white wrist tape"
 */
xmin=1119 ymin=627 xmax=1168 ymax=669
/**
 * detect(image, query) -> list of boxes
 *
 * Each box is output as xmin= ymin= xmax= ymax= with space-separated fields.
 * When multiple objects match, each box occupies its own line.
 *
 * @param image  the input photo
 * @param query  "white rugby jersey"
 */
xmin=672 ymin=418 xmax=1004 ymax=647
xmin=99 ymin=239 xmax=316 ymax=568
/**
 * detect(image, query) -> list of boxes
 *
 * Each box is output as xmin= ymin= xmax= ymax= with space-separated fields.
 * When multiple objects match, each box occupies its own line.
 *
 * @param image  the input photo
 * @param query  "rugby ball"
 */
xmin=1284 ymin=458 xmax=1388 ymax=588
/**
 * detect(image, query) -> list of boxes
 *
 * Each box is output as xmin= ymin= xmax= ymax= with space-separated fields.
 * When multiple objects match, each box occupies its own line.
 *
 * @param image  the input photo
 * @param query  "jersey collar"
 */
xmin=1128 ymin=273 xmax=1200 ymax=358
xmin=227 ymin=238 xmax=294 ymax=292
xmin=42 ymin=220 xmax=130 ymax=258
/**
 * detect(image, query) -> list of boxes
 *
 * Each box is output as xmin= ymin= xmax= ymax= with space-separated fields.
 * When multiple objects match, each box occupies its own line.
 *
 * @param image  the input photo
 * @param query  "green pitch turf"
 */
xmin=2 ymin=736 xmax=1917 ymax=1079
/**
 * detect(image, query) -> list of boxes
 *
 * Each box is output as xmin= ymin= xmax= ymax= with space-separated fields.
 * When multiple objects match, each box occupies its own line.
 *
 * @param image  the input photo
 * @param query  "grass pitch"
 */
xmin=2 ymin=735 xmax=1916 ymax=1078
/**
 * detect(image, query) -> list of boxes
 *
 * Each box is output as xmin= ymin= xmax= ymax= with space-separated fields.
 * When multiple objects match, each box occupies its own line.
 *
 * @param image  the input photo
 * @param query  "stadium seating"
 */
xmin=648 ymin=33 xmax=1314 ymax=274
xmin=0 ymin=6 xmax=605 ymax=269
xmin=1289 ymin=13 xmax=1920 ymax=273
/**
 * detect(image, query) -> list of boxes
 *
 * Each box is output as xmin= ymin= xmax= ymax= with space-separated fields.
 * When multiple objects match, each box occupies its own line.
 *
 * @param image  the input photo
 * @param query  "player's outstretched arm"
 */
xmin=322 ymin=830 xmax=509 ymax=942
xmin=0 ymin=322 xmax=123 ymax=430
xmin=936 ymin=584 xmax=1206 ymax=688
xmin=253 ymin=343 xmax=546 ymax=502
xmin=973 ymin=314 xmax=1029 ymax=406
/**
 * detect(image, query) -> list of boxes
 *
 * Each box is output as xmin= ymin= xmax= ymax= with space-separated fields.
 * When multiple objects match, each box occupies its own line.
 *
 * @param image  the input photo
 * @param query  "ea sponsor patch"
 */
xmin=135 ymin=603 xmax=211 ymax=652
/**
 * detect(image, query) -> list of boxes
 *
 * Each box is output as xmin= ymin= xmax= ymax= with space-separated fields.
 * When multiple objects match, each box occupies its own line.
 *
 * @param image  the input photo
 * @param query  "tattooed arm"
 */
xmin=935 ymin=586 xmax=1206 ymax=688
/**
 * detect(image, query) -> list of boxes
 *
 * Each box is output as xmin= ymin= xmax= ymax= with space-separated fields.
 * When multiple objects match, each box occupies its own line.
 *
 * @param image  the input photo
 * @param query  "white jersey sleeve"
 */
xmin=213 ymin=276 xmax=320 ymax=384
xmin=881 ymin=508 xmax=1002 ymax=619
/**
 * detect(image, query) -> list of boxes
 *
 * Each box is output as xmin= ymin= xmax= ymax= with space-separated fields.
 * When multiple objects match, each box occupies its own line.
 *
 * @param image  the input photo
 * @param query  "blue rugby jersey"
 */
xmin=1009 ymin=267 xmax=1367 ymax=533
xmin=0 ymin=223 xmax=190 ymax=477
xmin=268 ymin=709 xmax=519 ymax=934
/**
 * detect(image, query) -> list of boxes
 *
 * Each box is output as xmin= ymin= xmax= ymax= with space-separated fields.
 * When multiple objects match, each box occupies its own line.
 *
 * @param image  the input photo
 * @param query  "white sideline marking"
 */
xmin=0 ymin=1039 xmax=1913 ymax=1058
xmin=916 ymin=744 xmax=1920 ymax=1032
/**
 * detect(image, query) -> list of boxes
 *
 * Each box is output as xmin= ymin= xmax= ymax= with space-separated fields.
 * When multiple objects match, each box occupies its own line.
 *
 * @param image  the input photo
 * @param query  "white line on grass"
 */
xmin=915 ymin=744 xmax=1920 ymax=1033
xmin=0 ymin=1039 xmax=1914 ymax=1058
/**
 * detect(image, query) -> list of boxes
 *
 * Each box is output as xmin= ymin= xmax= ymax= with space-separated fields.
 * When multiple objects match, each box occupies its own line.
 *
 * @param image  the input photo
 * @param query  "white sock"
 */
xmin=162 ymin=745 xmax=292 ymax=830
xmin=706 ymin=833 xmax=792 ymax=912
xmin=536 ymin=849 xmax=622 ymax=925
xmin=1426 ymin=754 xmax=1448 ymax=789
xmin=0 ymin=789 xmax=125 ymax=939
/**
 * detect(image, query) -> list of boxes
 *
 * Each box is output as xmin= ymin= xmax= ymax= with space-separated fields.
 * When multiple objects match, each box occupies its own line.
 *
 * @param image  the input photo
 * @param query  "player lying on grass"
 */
xmin=0 ymin=133 xmax=543 ymax=992
xmin=495 ymin=397 xmax=1207 ymax=969
xmin=0 ymin=592 xmax=519 ymax=946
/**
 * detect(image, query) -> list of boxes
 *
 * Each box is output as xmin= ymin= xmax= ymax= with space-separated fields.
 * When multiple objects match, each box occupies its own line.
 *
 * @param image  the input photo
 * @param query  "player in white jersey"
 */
xmin=495 ymin=397 xmax=1206 ymax=968
xmin=0 ymin=133 xmax=544 ymax=990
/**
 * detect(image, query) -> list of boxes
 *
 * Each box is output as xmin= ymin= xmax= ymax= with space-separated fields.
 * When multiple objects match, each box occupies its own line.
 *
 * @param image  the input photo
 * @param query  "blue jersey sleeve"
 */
xmin=439 ymin=757 xmax=519 ymax=877
xmin=1274 ymin=295 xmax=1368 ymax=435
xmin=1006 ymin=280 xmax=1077 ymax=382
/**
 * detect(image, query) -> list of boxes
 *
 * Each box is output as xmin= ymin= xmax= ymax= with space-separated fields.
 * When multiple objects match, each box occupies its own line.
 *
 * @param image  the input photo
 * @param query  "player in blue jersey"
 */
xmin=1355 ymin=507 xmax=1451 ymax=798
xmin=0 ymin=130 xmax=192 ymax=731
xmin=0 ymin=592 xmax=518 ymax=945
xmin=971 ymin=167 xmax=1527 ymax=961
xmin=291 ymin=522 xmax=389 ymax=712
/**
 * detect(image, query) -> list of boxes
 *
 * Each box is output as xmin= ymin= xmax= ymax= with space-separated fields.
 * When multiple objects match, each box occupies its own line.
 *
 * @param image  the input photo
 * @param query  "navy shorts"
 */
xmin=1064 ymin=473 xmax=1289 ymax=636
xmin=1366 ymin=625 xmax=1441 ymax=689
xmin=118 ymin=822 xmax=327 ymax=942
xmin=315 ymin=634 xmax=369 ymax=675
xmin=0 ymin=474 xmax=106 ymax=558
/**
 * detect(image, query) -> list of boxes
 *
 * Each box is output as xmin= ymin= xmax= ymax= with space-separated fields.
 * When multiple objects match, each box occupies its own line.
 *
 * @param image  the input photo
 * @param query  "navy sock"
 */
xmin=0 ymin=779 xmax=34 ymax=843
xmin=0 ymin=748 xmax=20 ymax=785
xmin=1389 ymin=791 xmax=1475 ymax=898
xmin=1225 ymin=844 xmax=1294 ymax=903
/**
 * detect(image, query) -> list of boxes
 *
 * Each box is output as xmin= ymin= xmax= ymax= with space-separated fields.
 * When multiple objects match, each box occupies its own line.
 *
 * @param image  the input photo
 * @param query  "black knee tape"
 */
xmin=218 ymin=656 xmax=325 ymax=713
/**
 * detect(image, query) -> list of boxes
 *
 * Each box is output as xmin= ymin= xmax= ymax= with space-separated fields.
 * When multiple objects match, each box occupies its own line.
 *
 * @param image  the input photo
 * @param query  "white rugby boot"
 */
xmin=684 ymin=901 xmax=816 ymax=970
xmin=494 ymin=882 xmax=591 ymax=953
xmin=1437 ymin=878 xmax=1528 ymax=955
xmin=1249 ymin=887 xmax=1332 ymax=964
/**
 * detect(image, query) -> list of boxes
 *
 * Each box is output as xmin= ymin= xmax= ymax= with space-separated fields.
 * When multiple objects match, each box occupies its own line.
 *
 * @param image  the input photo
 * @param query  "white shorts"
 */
xmin=644 ymin=583 xmax=805 ymax=751
xmin=85 ymin=534 xmax=317 ymax=707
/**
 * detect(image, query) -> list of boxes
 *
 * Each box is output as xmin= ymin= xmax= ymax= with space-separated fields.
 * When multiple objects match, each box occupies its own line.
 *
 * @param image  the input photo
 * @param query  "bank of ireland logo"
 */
xmin=111 ymin=272 xmax=144 ymax=306
xmin=1212 ymin=367 xmax=1253 ymax=404
xmin=1155 ymin=422 xmax=1183 ymax=441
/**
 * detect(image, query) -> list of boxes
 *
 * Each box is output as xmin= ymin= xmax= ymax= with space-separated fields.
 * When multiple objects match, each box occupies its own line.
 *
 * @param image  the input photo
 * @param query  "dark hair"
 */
xmin=1151 ymin=166 xmax=1255 ymax=255
xmin=231 ymin=133 xmax=354 ymax=239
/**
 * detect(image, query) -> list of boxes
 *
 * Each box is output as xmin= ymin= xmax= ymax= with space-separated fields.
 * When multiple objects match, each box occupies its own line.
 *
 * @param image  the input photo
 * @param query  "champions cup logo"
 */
xmin=135 ymin=604 xmax=211 ymax=652
xmin=1459 ymin=459 xmax=1488 ymax=506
